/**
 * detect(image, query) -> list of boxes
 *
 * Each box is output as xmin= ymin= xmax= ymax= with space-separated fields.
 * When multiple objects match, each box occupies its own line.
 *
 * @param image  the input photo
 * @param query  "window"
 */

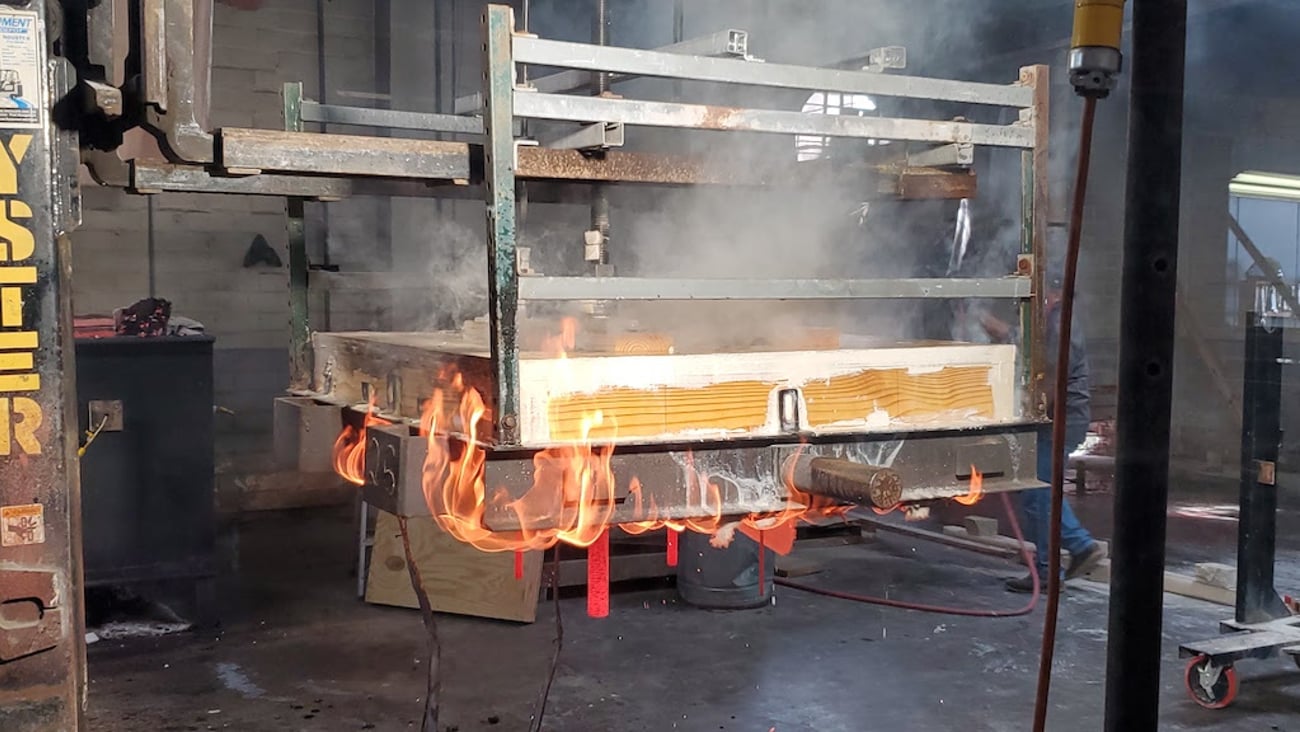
xmin=795 ymin=92 xmax=886 ymax=162
xmin=1227 ymin=171 xmax=1300 ymax=324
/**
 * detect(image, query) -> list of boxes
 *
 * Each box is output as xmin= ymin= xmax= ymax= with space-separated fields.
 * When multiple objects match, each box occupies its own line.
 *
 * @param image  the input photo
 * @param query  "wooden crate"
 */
xmin=365 ymin=510 xmax=545 ymax=623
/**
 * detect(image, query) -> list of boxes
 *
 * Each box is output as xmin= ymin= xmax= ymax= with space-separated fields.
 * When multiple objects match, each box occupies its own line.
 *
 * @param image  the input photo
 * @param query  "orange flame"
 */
xmin=332 ymin=398 xmax=390 ymax=486
xmin=954 ymin=464 xmax=984 ymax=506
xmin=371 ymin=319 xmax=864 ymax=555
xmin=421 ymin=359 xmax=621 ymax=552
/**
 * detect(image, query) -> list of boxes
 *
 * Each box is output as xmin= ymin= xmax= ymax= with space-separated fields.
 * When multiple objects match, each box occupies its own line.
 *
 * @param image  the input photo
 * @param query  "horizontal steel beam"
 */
xmin=300 ymin=100 xmax=486 ymax=135
xmin=517 ymin=276 xmax=1032 ymax=301
xmin=131 ymin=161 xmax=475 ymax=199
xmin=512 ymin=36 xmax=1035 ymax=109
xmin=530 ymin=29 xmax=749 ymax=94
xmin=177 ymin=130 xmax=976 ymax=195
xmin=219 ymin=128 xmax=472 ymax=178
xmin=514 ymin=93 xmax=1035 ymax=148
xmin=518 ymin=146 xmax=771 ymax=185
xmin=541 ymin=121 xmax=624 ymax=150
xmin=455 ymin=28 xmax=752 ymax=114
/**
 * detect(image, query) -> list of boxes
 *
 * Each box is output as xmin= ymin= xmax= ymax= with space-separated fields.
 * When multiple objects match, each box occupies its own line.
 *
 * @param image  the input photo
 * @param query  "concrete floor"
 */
xmin=86 ymin=493 xmax=1300 ymax=731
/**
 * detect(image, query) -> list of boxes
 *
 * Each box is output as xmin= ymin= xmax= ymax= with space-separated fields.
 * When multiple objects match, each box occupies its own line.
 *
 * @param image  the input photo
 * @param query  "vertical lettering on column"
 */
xmin=0 ymin=132 xmax=41 ymax=456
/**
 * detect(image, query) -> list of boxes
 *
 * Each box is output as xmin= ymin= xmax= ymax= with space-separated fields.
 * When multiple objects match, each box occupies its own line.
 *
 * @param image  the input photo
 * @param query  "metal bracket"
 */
xmin=141 ymin=0 xmax=216 ymax=163
xmin=512 ymin=138 xmax=539 ymax=171
xmin=1256 ymin=459 xmax=1277 ymax=486
xmin=516 ymin=246 xmax=535 ymax=275
xmin=907 ymin=142 xmax=974 ymax=168
xmin=864 ymin=46 xmax=907 ymax=72
xmin=542 ymin=121 xmax=625 ymax=152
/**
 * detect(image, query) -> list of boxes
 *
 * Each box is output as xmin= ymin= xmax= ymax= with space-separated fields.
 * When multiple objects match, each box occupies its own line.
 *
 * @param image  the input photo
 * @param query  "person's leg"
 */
xmin=1016 ymin=428 xmax=1054 ymax=578
xmin=1010 ymin=425 xmax=1100 ymax=591
xmin=1057 ymin=422 xmax=1096 ymax=556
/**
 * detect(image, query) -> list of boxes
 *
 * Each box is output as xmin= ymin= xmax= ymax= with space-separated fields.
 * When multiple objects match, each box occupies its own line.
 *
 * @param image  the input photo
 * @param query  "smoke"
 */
xmin=384 ymin=0 xmax=1094 ymax=357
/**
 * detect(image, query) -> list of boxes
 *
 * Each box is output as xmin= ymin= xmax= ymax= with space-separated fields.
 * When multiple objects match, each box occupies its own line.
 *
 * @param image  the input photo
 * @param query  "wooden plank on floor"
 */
xmin=1084 ymin=559 xmax=1235 ymax=606
xmin=365 ymin=510 xmax=544 ymax=623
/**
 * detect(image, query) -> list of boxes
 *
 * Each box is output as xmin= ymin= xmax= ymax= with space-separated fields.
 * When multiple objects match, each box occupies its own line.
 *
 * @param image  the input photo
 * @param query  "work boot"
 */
xmin=1005 ymin=574 xmax=1039 ymax=593
xmin=1065 ymin=542 xmax=1106 ymax=581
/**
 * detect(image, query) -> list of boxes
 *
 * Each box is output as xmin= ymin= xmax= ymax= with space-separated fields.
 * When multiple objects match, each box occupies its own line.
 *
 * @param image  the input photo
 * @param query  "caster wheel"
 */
xmin=1185 ymin=655 xmax=1239 ymax=710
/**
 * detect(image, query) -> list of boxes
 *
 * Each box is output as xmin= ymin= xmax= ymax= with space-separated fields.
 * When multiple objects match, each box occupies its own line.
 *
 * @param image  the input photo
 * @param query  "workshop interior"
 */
xmin=3 ymin=0 xmax=1300 ymax=729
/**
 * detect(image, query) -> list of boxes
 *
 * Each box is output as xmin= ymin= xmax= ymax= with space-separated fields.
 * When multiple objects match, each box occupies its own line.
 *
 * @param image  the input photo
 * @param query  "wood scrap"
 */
xmin=1194 ymin=562 xmax=1237 ymax=591
xmin=1084 ymin=559 xmax=1236 ymax=607
xmin=963 ymin=515 xmax=1000 ymax=538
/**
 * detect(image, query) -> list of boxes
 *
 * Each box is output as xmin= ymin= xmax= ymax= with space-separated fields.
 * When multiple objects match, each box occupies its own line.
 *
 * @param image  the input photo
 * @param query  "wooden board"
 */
xmin=1084 ymin=559 xmax=1235 ymax=607
xmin=802 ymin=366 xmax=994 ymax=426
xmin=314 ymin=331 xmax=1018 ymax=446
xmin=521 ymin=343 xmax=1016 ymax=444
xmin=365 ymin=510 xmax=544 ymax=623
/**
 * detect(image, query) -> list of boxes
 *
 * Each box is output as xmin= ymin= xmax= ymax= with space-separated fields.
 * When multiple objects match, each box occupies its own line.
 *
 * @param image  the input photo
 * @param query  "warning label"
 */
xmin=1 ymin=502 xmax=44 ymax=546
xmin=0 ymin=11 xmax=41 ymax=129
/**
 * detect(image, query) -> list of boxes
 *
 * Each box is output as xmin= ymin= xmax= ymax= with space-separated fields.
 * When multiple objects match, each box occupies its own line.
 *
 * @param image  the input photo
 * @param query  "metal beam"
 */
xmin=514 ymin=93 xmax=1036 ymax=148
xmin=512 ymin=36 xmax=1035 ymax=108
xmin=300 ymin=100 xmax=486 ymax=135
xmin=131 ymin=161 xmax=479 ymax=199
xmin=1104 ymin=0 xmax=1188 ymax=729
xmin=218 ymin=128 xmax=472 ymax=179
xmin=540 ymin=121 xmax=624 ymax=151
xmin=517 ymin=276 xmax=1032 ymax=302
xmin=483 ymin=5 xmax=522 ymax=446
xmin=454 ymin=28 xmax=753 ymax=114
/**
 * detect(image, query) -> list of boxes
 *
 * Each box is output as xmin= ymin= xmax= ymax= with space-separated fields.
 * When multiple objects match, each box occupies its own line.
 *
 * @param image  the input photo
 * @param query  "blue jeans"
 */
xmin=1018 ymin=423 xmax=1095 ymax=576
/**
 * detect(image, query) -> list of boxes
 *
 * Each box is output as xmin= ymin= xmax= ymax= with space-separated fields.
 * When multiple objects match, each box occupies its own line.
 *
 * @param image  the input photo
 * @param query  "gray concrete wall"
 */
xmin=72 ymin=0 xmax=378 ymax=449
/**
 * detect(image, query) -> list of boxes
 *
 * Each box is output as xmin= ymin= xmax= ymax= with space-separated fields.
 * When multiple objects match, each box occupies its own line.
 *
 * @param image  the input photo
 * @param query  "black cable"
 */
xmin=529 ymin=547 xmax=564 ymax=732
xmin=397 ymin=516 xmax=441 ymax=732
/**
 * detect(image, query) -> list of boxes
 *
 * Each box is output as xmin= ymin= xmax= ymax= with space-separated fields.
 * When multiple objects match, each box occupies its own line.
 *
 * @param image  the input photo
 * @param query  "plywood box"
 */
xmin=365 ymin=510 xmax=544 ymax=623
xmin=314 ymin=331 xmax=1018 ymax=447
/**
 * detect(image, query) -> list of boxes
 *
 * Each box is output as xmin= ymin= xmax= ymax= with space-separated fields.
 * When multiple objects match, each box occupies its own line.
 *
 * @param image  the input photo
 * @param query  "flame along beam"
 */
xmin=359 ymin=421 xmax=1045 ymax=529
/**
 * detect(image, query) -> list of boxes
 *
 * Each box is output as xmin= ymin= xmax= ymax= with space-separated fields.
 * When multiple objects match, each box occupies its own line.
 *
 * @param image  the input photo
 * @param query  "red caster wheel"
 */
xmin=1185 ymin=655 xmax=1239 ymax=710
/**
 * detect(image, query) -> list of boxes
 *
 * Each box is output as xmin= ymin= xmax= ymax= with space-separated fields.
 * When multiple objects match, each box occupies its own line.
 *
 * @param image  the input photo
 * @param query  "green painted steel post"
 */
xmin=483 ymin=5 xmax=521 ymax=446
xmin=283 ymin=83 xmax=312 ymax=390
xmin=1020 ymin=65 xmax=1050 ymax=422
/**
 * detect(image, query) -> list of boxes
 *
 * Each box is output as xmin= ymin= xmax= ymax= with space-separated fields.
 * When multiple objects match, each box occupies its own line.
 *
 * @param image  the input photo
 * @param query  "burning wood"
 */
xmin=332 ymin=399 xmax=390 ymax=485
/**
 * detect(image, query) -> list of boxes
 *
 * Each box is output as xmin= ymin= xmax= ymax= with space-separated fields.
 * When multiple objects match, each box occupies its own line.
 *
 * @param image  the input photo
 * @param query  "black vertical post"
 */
xmin=1103 ymin=1 xmax=1187 ymax=730
xmin=1236 ymin=313 xmax=1289 ymax=624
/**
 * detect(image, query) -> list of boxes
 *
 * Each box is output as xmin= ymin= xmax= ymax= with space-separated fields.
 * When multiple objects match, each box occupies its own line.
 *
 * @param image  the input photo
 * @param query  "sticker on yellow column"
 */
xmin=1 ymin=502 xmax=44 ymax=546
xmin=0 ymin=10 xmax=40 ymax=130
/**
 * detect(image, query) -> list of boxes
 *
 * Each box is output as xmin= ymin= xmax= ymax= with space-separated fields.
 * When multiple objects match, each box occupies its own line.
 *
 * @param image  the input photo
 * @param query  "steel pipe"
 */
xmin=1103 ymin=1 xmax=1188 ymax=729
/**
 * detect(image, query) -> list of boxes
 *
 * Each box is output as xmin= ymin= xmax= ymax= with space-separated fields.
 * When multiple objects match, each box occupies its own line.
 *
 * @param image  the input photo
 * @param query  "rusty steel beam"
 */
xmin=218 ymin=128 xmax=473 ymax=179
xmin=212 ymin=129 xmax=976 ymax=197
xmin=896 ymin=169 xmax=978 ymax=199
xmin=518 ymin=146 xmax=756 ymax=185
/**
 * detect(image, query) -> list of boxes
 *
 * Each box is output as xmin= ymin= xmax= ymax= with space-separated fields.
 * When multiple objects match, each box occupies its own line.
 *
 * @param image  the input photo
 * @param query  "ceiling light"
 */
xmin=1230 ymin=182 xmax=1300 ymax=202
xmin=1232 ymin=171 xmax=1300 ymax=190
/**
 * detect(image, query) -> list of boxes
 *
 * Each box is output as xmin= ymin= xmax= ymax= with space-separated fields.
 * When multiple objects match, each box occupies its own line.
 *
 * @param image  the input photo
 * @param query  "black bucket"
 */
xmin=676 ymin=529 xmax=775 ymax=610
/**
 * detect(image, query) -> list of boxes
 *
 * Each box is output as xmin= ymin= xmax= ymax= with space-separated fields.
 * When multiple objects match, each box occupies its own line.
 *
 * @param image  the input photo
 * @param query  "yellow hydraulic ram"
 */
xmin=1069 ymin=0 xmax=1127 ymax=97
